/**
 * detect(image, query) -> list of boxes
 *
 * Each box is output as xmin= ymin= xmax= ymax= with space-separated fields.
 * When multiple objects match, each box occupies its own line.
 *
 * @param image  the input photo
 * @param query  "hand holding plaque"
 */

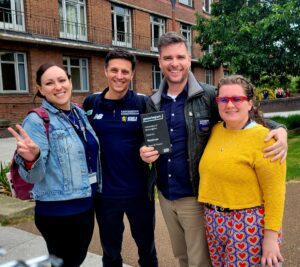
xmin=141 ymin=111 xmax=171 ymax=154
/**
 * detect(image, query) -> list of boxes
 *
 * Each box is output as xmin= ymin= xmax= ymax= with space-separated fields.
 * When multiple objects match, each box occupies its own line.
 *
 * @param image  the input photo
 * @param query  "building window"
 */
xmin=223 ymin=70 xmax=230 ymax=77
xmin=129 ymin=80 xmax=133 ymax=90
xmin=205 ymin=69 xmax=213 ymax=85
xmin=0 ymin=0 xmax=24 ymax=31
xmin=152 ymin=65 xmax=163 ymax=91
xmin=59 ymin=0 xmax=87 ymax=41
xmin=179 ymin=0 xmax=192 ymax=7
xmin=180 ymin=24 xmax=192 ymax=52
xmin=63 ymin=57 xmax=89 ymax=91
xmin=204 ymin=44 xmax=213 ymax=55
xmin=203 ymin=0 xmax=212 ymax=14
xmin=111 ymin=5 xmax=132 ymax=48
xmin=150 ymin=16 xmax=165 ymax=51
xmin=0 ymin=51 xmax=27 ymax=93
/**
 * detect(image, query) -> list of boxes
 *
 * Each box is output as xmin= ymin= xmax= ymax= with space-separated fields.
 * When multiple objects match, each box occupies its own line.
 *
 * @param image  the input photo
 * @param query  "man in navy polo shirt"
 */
xmin=140 ymin=32 xmax=288 ymax=267
xmin=83 ymin=49 xmax=157 ymax=267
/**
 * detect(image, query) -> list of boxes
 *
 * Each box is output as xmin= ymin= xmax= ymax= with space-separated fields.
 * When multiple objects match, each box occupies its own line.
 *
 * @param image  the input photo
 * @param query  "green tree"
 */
xmin=194 ymin=0 xmax=300 ymax=85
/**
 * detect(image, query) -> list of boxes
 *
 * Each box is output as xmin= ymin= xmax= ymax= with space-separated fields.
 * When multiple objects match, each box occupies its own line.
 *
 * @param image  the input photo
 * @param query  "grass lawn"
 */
xmin=286 ymin=133 xmax=300 ymax=181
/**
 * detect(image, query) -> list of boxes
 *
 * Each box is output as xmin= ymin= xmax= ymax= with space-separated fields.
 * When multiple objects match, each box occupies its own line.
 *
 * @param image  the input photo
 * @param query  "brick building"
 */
xmin=0 ymin=0 xmax=223 ymax=124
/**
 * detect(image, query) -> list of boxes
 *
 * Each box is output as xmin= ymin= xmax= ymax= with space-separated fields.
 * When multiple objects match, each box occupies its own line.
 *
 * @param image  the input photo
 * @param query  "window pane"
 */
xmin=116 ymin=15 xmax=125 ymax=42
xmin=116 ymin=15 xmax=125 ymax=32
xmin=1 ymin=52 xmax=14 ymax=61
xmin=2 ymin=63 xmax=17 ymax=91
xmin=80 ymin=5 xmax=86 ymax=35
xmin=153 ymin=24 xmax=159 ymax=47
xmin=179 ymin=0 xmax=191 ymax=6
xmin=155 ymin=72 xmax=161 ymax=89
xmin=18 ymin=63 xmax=26 ymax=91
xmin=82 ymin=67 xmax=88 ymax=90
xmin=0 ymin=0 xmax=12 ymax=23
xmin=70 ymin=67 xmax=80 ymax=90
xmin=15 ymin=0 xmax=22 ymax=25
xmin=70 ymin=58 xmax=80 ymax=66
xmin=66 ymin=3 xmax=77 ymax=35
xmin=17 ymin=53 xmax=24 ymax=62
xmin=114 ymin=6 xmax=125 ymax=15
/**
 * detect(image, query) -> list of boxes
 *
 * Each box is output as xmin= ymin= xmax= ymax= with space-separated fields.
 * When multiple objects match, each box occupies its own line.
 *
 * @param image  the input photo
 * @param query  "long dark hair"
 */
xmin=217 ymin=75 xmax=266 ymax=127
xmin=34 ymin=62 xmax=70 ymax=101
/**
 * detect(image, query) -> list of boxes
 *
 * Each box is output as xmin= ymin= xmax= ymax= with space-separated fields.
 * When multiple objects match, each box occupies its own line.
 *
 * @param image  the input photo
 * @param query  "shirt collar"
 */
xmin=161 ymin=82 xmax=189 ymax=100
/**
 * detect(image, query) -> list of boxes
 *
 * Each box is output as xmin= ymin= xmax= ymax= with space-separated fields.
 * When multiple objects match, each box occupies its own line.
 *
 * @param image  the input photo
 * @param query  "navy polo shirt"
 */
xmin=157 ymin=84 xmax=194 ymax=200
xmin=88 ymin=90 xmax=147 ymax=199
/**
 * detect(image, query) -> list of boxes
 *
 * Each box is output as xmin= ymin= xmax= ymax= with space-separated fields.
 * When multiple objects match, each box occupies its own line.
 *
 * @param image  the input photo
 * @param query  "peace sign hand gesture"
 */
xmin=8 ymin=124 xmax=40 ymax=162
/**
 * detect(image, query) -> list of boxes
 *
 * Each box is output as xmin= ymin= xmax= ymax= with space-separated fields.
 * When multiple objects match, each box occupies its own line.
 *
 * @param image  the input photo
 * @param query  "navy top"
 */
xmin=157 ymin=83 xmax=194 ymax=200
xmin=35 ymin=107 xmax=99 ymax=216
xmin=87 ymin=89 xmax=148 ymax=199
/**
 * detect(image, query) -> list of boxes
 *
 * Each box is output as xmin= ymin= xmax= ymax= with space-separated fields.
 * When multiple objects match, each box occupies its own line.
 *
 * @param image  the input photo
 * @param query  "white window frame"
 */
xmin=203 ymin=0 xmax=212 ymax=14
xmin=59 ymin=0 xmax=87 ymax=41
xmin=111 ymin=5 xmax=132 ymax=48
xmin=205 ymin=69 xmax=213 ymax=85
xmin=152 ymin=64 xmax=163 ymax=91
xmin=150 ymin=16 xmax=165 ymax=52
xmin=180 ymin=24 xmax=192 ymax=53
xmin=204 ymin=44 xmax=213 ymax=55
xmin=63 ymin=57 xmax=89 ymax=91
xmin=0 ymin=51 xmax=28 ymax=93
xmin=0 ymin=0 xmax=25 ymax=31
xmin=179 ymin=0 xmax=193 ymax=7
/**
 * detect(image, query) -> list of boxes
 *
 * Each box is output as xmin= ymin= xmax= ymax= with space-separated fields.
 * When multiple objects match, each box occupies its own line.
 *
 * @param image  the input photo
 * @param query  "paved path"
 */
xmin=6 ymin=183 xmax=300 ymax=267
xmin=0 ymin=137 xmax=15 ymax=164
xmin=1 ymin=137 xmax=299 ymax=266
xmin=0 ymin=226 xmax=105 ymax=267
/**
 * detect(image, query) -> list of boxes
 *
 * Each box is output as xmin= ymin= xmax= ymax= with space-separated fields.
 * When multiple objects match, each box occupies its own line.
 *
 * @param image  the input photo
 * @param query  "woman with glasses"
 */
xmin=198 ymin=75 xmax=286 ymax=267
xmin=8 ymin=62 xmax=100 ymax=267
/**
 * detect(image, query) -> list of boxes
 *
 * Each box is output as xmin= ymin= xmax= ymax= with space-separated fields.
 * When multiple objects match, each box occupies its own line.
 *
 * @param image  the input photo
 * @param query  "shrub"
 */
xmin=269 ymin=115 xmax=300 ymax=130
xmin=256 ymin=87 xmax=276 ymax=101
xmin=0 ymin=162 xmax=11 ymax=196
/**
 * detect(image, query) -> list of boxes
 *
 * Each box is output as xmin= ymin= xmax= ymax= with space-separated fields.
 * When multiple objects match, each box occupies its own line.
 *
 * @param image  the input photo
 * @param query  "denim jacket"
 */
xmin=16 ymin=100 xmax=102 ymax=201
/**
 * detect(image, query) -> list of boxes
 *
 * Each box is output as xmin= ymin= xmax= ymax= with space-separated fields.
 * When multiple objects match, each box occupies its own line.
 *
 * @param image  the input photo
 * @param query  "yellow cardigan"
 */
xmin=198 ymin=122 xmax=286 ymax=232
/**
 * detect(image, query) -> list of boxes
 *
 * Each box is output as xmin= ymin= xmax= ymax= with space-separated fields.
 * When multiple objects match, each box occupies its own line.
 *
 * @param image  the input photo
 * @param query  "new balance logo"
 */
xmin=93 ymin=114 xmax=104 ymax=120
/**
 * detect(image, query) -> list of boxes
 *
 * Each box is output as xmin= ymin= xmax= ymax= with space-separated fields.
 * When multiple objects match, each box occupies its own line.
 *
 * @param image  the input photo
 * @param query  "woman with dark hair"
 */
xmin=8 ymin=62 xmax=101 ymax=267
xmin=198 ymin=75 xmax=286 ymax=267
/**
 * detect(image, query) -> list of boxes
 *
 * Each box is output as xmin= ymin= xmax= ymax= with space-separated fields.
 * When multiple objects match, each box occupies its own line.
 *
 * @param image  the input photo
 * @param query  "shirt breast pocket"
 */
xmin=51 ymin=129 xmax=72 ymax=156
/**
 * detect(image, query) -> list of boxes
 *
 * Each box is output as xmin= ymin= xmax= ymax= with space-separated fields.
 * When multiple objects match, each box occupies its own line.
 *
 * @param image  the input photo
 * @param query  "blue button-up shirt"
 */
xmin=157 ymin=84 xmax=194 ymax=200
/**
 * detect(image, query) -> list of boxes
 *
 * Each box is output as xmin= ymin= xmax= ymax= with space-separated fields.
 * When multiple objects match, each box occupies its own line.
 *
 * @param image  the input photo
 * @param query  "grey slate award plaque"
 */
xmin=141 ymin=111 xmax=171 ymax=154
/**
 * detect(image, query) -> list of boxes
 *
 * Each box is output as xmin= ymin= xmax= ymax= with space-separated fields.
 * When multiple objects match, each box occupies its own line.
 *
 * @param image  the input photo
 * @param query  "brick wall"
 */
xmin=132 ymin=10 xmax=151 ymax=50
xmin=0 ymin=0 xmax=221 ymax=125
xmin=135 ymin=57 xmax=153 ymax=95
xmin=260 ymin=97 xmax=300 ymax=113
xmin=88 ymin=0 xmax=112 ymax=44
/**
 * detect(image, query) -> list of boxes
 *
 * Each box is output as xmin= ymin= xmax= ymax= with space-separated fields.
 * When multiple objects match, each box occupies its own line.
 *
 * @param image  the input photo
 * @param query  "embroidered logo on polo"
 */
xmin=93 ymin=114 xmax=104 ymax=120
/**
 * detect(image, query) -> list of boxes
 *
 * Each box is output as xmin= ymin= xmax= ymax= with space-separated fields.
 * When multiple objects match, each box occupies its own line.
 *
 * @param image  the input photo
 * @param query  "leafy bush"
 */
xmin=256 ymin=87 xmax=276 ymax=101
xmin=269 ymin=115 xmax=300 ymax=130
xmin=289 ymin=76 xmax=300 ymax=94
xmin=0 ymin=162 xmax=11 ymax=196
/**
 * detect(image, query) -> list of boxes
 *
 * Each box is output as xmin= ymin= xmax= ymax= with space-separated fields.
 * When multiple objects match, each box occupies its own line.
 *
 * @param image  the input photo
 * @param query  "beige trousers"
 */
xmin=158 ymin=191 xmax=211 ymax=267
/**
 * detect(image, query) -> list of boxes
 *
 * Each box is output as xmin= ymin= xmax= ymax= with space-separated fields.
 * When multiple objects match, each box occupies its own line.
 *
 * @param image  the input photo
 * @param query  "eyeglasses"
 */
xmin=215 ymin=96 xmax=248 ymax=105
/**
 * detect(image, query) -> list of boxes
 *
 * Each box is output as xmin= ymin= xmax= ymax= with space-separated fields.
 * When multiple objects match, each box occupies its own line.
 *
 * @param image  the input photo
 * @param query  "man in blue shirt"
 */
xmin=140 ymin=32 xmax=288 ymax=267
xmin=83 ymin=49 xmax=157 ymax=267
